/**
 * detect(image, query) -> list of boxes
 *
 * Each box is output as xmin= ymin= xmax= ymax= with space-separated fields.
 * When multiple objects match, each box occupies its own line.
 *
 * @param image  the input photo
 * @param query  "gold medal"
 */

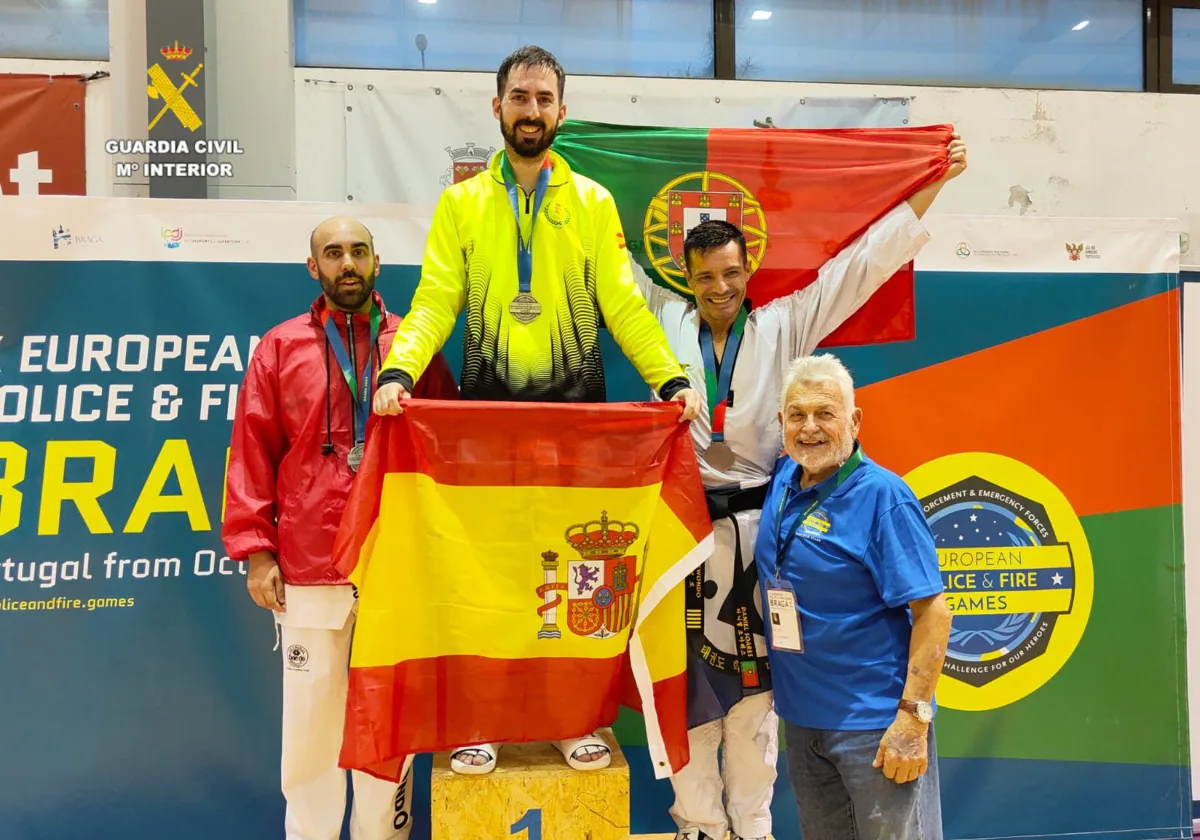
xmin=509 ymin=292 xmax=542 ymax=324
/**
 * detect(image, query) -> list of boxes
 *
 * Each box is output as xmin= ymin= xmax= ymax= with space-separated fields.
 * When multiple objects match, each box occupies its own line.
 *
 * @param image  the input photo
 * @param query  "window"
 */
xmin=0 ymin=0 xmax=109 ymax=60
xmin=732 ymin=0 xmax=1144 ymax=91
xmin=294 ymin=0 xmax=717 ymax=79
xmin=1147 ymin=1 xmax=1200 ymax=91
xmin=1169 ymin=4 xmax=1200 ymax=85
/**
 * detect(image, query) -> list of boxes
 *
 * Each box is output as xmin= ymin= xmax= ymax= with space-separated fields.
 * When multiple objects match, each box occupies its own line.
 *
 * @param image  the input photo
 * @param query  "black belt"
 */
xmin=688 ymin=482 xmax=772 ymax=692
xmin=705 ymin=483 xmax=768 ymax=521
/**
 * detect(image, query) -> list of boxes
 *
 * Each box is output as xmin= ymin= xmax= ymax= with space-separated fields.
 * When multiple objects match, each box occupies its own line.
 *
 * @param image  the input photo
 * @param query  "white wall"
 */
xmin=294 ymin=67 xmax=1200 ymax=269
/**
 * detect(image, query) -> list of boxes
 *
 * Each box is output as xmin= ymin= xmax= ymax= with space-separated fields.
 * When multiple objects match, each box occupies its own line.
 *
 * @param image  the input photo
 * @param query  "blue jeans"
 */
xmin=783 ymin=723 xmax=943 ymax=840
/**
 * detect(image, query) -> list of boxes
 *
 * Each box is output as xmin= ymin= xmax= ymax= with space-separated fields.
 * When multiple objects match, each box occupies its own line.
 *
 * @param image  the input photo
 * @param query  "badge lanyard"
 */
xmin=501 ymin=154 xmax=552 ymax=321
xmin=698 ymin=305 xmax=748 ymax=442
xmin=773 ymin=446 xmax=865 ymax=582
xmin=322 ymin=305 xmax=381 ymax=447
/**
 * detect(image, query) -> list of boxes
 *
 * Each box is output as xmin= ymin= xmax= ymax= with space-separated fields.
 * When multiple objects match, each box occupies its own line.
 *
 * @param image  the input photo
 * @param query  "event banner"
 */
xmin=0 ymin=194 xmax=1187 ymax=840
xmin=851 ymin=215 xmax=1189 ymax=840
xmin=0 ymin=73 xmax=86 ymax=196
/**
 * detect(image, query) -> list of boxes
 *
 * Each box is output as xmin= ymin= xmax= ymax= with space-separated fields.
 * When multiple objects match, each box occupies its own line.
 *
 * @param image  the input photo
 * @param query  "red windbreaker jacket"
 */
xmin=222 ymin=291 xmax=459 ymax=586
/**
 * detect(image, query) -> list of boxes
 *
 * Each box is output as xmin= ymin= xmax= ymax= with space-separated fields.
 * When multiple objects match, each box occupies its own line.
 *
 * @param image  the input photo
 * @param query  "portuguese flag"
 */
xmin=333 ymin=400 xmax=714 ymax=782
xmin=554 ymin=120 xmax=954 ymax=347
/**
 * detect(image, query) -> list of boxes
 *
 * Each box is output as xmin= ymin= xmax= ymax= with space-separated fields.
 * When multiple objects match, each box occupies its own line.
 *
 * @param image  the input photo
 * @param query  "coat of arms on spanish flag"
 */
xmin=332 ymin=400 xmax=715 ymax=782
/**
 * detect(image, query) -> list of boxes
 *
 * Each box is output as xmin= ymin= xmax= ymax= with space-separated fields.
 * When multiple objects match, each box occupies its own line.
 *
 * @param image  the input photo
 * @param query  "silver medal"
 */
xmin=347 ymin=442 xmax=364 ymax=472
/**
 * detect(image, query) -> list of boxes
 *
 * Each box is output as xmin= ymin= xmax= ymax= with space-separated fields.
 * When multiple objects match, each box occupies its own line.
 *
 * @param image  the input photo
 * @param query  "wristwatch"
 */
xmin=898 ymin=699 xmax=933 ymax=723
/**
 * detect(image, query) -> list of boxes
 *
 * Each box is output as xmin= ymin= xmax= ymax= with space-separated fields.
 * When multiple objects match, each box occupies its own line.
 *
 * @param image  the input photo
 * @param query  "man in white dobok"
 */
xmin=634 ymin=135 xmax=967 ymax=840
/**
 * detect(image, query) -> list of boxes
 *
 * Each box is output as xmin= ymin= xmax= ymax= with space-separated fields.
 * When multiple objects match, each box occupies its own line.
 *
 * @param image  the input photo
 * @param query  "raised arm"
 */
xmin=761 ymin=133 xmax=968 ymax=359
xmin=628 ymin=252 xmax=689 ymax=320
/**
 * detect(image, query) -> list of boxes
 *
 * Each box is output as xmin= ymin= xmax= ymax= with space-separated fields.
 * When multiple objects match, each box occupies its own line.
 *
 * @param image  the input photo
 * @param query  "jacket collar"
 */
xmin=488 ymin=147 xmax=571 ymax=189
xmin=789 ymin=441 xmax=867 ymax=492
xmin=308 ymin=289 xmax=388 ymax=327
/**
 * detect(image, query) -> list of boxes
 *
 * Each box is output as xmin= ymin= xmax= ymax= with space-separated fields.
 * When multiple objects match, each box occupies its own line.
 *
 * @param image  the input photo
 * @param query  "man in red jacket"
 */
xmin=223 ymin=216 xmax=459 ymax=840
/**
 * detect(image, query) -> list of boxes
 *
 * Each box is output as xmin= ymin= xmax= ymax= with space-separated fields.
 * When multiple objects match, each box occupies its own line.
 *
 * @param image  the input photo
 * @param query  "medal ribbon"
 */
xmin=501 ymin=153 xmax=552 ymax=297
xmin=774 ymin=446 xmax=865 ymax=580
xmin=698 ymin=305 xmax=748 ymax=442
xmin=322 ymin=305 xmax=381 ymax=445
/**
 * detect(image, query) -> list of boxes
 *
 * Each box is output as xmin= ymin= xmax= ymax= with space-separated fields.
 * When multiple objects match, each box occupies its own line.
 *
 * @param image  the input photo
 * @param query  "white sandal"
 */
xmin=449 ymin=742 xmax=500 ymax=775
xmin=552 ymin=732 xmax=611 ymax=770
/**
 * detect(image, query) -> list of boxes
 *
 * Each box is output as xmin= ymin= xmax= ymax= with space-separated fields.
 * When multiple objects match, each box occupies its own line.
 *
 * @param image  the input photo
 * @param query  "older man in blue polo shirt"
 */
xmin=754 ymin=352 xmax=952 ymax=840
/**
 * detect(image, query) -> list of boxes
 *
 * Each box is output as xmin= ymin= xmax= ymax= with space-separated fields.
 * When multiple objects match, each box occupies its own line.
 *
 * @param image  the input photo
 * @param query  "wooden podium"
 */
xmin=429 ymin=728 xmax=630 ymax=840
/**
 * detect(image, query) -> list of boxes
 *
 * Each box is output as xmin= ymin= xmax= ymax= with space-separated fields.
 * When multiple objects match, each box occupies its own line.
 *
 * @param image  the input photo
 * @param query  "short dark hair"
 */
xmin=683 ymin=220 xmax=747 ymax=273
xmin=497 ymin=45 xmax=565 ymax=101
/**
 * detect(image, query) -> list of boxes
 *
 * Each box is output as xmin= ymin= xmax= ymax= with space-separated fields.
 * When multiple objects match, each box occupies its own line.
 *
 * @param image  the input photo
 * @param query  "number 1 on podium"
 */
xmin=511 ymin=808 xmax=542 ymax=840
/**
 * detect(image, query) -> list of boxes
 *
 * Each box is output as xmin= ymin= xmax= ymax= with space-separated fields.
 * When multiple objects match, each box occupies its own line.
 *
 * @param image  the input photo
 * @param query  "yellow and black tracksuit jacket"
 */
xmin=377 ymin=150 xmax=689 ymax=402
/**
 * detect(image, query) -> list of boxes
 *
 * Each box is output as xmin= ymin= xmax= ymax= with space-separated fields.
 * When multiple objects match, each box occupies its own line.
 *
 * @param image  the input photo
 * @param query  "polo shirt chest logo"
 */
xmin=801 ymin=509 xmax=831 ymax=539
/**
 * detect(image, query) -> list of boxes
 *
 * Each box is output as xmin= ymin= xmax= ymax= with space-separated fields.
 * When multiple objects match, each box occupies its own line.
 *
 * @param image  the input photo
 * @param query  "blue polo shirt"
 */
xmin=754 ymin=445 xmax=943 ymax=731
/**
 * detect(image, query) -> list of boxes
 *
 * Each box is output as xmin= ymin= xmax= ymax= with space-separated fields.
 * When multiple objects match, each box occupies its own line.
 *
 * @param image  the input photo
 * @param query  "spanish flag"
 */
xmin=333 ymin=400 xmax=715 ymax=782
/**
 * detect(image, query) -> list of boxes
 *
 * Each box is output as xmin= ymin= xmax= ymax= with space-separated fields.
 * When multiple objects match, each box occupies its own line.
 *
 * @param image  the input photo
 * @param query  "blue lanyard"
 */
xmin=774 ymin=446 xmax=865 ymax=581
xmin=322 ymin=306 xmax=380 ymax=445
xmin=501 ymin=154 xmax=552 ymax=295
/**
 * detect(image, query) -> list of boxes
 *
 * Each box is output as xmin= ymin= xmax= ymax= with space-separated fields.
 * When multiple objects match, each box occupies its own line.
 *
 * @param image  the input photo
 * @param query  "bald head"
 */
xmin=309 ymin=215 xmax=374 ymax=259
xmin=306 ymin=215 xmax=380 ymax=313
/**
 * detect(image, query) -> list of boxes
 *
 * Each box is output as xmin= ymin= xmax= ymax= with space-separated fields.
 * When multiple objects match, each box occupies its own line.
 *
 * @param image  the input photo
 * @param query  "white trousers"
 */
xmin=276 ymin=584 xmax=414 ymax=840
xmin=668 ymin=690 xmax=778 ymax=840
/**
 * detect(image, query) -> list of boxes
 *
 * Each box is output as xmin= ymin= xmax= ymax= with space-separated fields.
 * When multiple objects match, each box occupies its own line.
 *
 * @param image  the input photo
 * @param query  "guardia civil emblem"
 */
xmin=642 ymin=171 xmax=768 ymax=295
xmin=535 ymin=511 xmax=639 ymax=640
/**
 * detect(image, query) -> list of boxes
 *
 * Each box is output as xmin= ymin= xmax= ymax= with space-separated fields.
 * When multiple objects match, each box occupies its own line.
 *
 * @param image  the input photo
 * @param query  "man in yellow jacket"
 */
xmin=373 ymin=45 xmax=702 ymax=775
xmin=374 ymin=45 xmax=699 ymax=411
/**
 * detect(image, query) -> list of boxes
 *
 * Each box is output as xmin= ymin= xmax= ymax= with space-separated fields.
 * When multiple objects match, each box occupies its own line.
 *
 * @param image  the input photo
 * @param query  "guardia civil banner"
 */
xmin=0 ymin=194 xmax=1188 ymax=840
